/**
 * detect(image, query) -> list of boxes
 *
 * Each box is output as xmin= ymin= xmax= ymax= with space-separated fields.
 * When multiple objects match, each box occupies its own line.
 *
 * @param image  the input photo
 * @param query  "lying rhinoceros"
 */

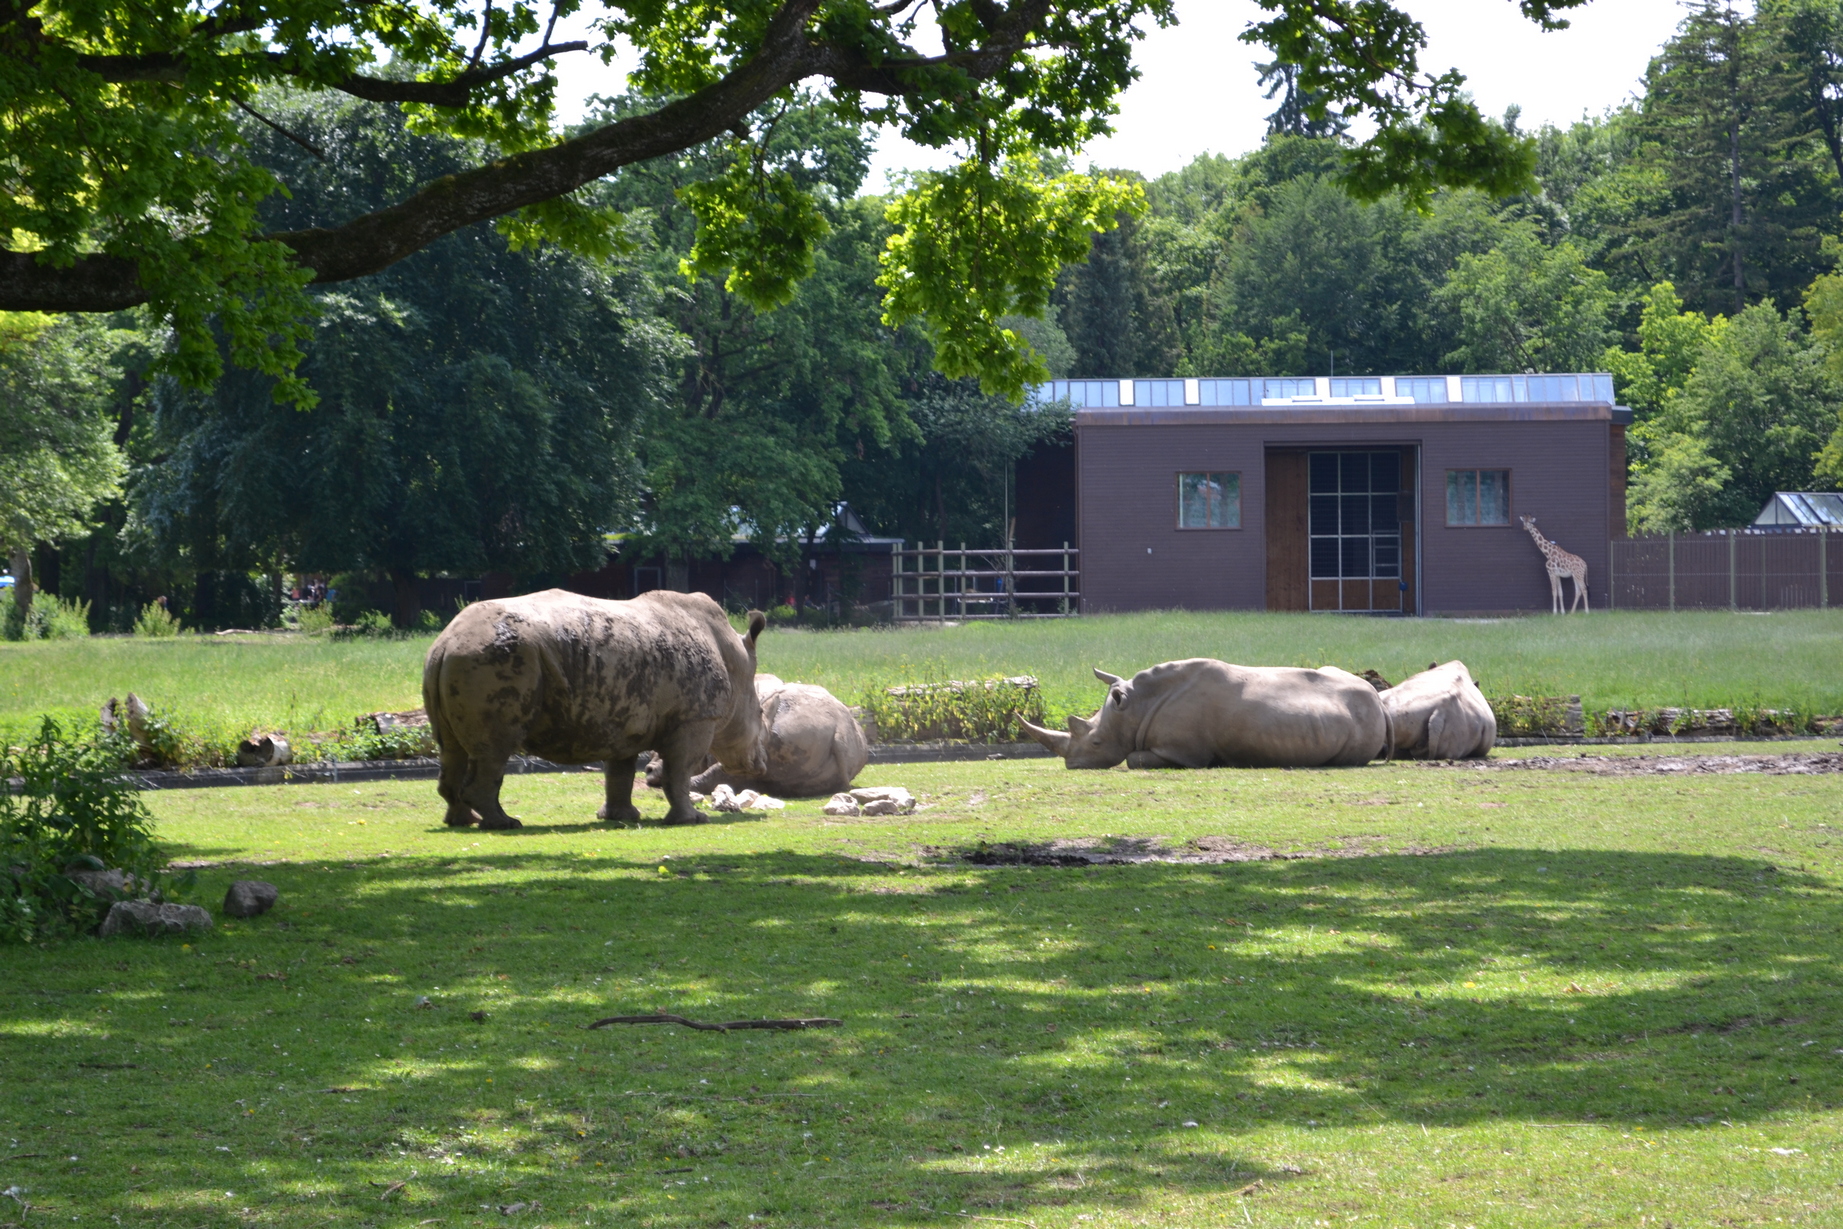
xmin=645 ymin=674 xmax=869 ymax=798
xmin=423 ymin=590 xmax=765 ymax=828
xmin=1019 ymin=659 xmax=1390 ymax=769
xmin=1380 ymin=660 xmax=1496 ymax=759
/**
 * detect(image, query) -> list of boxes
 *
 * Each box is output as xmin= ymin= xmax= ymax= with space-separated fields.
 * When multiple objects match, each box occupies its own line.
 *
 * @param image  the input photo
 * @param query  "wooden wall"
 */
xmin=1076 ymin=417 xmax=1614 ymax=614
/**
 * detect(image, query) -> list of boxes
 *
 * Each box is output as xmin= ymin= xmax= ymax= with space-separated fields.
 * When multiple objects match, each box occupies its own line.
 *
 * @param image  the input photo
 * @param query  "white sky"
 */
xmin=549 ymin=0 xmax=1694 ymax=189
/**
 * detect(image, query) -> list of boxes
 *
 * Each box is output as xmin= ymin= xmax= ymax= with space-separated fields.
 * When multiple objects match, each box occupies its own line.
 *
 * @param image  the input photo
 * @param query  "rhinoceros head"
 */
xmin=1018 ymin=667 xmax=1132 ymax=769
xmin=709 ymin=610 xmax=769 ymax=775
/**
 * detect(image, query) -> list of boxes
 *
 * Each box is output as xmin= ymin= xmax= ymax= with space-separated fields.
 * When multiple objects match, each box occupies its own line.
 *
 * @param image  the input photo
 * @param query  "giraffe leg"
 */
xmin=1573 ymin=569 xmax=1589 ymax=613
xmin=1550 ymin=570 xmax=1563 ymax=615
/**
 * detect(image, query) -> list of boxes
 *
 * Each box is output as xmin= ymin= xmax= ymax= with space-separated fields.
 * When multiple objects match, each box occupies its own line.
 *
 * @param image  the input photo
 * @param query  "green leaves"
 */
xmin=680 ymin=160 xmax=833 ymax=312
xmin=879 ymin=155 xmax=1145 ymax=399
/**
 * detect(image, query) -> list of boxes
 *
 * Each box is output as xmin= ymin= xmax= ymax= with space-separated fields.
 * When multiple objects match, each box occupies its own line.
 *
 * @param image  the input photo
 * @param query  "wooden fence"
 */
xmin=890 ymin=542 xmax=1080 ymax=620
xmin=1609 ymin=528 xmax=1838 ymax=610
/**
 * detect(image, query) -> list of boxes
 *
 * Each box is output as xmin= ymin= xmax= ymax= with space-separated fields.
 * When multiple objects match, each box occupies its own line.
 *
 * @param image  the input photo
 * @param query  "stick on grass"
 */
xmin=585 ymin=1012 xmax=842 ymax=1032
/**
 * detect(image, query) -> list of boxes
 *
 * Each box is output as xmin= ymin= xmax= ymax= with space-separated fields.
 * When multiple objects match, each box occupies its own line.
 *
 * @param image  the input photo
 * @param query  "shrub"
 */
xmin=0 ymin=592 xmax=92 ymax=640
xmin=289 ymin=603 xmax=335 ymax=634
xmin=133 ymin=601 xmax=183 ymax=637
xmin=0 ymin=717 xmax=177 ymax=943
xmin=861 ymin=672 xmax=1048 ymax=743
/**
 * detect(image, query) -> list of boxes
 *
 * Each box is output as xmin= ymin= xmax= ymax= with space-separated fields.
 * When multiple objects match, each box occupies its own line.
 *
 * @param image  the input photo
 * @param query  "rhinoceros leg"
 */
xmin=598 ymin=760 xmax=643 ymax=826
xmin=456 ymin=738 xmax=522 ymax=830
xmin=652 ymin=723 xmax=714 ymax=825
xmin=437 ymin=744 xmax=478 ymax=827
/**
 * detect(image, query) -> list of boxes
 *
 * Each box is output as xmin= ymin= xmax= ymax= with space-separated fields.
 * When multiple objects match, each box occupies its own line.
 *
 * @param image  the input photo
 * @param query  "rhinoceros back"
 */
xmin=423 ymin=590 xmax=738 ymax=765
xmin=1132 ymin=659 xmax=1387 ymax=768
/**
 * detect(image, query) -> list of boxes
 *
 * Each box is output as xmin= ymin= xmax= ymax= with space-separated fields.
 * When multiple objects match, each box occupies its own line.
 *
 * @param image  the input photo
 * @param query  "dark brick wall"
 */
xmin=1077 ymin=418 xmax=1615 ymax=614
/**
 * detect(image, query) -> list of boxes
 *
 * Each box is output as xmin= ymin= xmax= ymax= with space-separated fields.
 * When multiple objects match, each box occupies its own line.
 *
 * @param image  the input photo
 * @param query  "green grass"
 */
xmin=3 ymin=611 xmax=1839 ymax=745
xmin=3 ymin=755 xmax=1840 ymax=1226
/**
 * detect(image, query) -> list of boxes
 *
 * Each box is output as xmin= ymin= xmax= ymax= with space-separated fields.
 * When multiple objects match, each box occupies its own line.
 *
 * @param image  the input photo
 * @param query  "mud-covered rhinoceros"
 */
xmin=422 ymin=590 xmax=766 ymax=828
xmin=1019 ymin=659 xmax=1390 ymax=769
xmin=645 ymin=674 xmax=869 ymax=799
xmin=1380 ymin=660 xmax=1496 ymax=759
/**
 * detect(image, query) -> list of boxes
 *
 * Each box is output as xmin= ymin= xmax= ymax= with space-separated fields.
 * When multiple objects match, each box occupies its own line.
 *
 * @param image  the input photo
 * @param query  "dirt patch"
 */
xmin=1451 ymin=752 xmax=1843 ymax=777
xmin=941 ymin=834 xmax=1448 ymax=866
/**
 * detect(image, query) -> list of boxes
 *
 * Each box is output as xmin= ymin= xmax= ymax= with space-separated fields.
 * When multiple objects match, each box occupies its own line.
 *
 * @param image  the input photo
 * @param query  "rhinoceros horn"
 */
xmin=1093 ymin=668 xmax=1123 ymax=686
xmin=1017 ymin=716 xmax=1071 ymax=757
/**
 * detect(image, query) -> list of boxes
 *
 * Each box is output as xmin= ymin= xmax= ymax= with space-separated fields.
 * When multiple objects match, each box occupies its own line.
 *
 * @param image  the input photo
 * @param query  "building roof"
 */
xmin=1035 ymin=373 xmax=1633 ymax=425
xmin=1754 ymin=491 xmax=1843 ymax=527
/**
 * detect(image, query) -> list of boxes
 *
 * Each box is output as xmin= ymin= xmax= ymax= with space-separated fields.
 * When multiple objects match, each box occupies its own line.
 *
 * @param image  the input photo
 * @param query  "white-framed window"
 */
xmin=1177 ymin=472 xmax=1241 ymax=529
xmin=1445 ymin=469 xmax=1511 ymax=525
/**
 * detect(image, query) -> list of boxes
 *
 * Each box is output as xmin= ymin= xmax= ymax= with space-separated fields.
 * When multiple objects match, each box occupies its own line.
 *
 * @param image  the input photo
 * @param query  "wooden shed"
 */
xmin=1051 ymin=374 xmax=1630 ymax=616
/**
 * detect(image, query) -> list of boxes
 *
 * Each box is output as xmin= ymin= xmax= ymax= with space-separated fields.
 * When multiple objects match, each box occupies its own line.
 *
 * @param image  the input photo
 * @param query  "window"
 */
xmin=1329 ymin=376 xmax=1382 ymax=397
xmin=1178 ymin=472 xmax=1241 ymax=528
xmin=1198 ymin=379 xmax=1253 ymax=406
xmin=1395 ymin=376 xmax=1448 ymax=403
xmin=1036 ymin=380 xmax=1121 ymax=407
xmin=1263 ymin=377 xmax=1318 ymax=400
xmin=1446 ymin=469 xmax=1511 ymax=525
xmin=1134 ymin=379 xmax=1188 ymax=407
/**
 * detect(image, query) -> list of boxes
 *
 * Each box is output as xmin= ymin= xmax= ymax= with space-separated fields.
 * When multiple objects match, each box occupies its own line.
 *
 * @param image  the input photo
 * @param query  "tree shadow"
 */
xmin=6 ymin=844 xmax=1838 ymax=1223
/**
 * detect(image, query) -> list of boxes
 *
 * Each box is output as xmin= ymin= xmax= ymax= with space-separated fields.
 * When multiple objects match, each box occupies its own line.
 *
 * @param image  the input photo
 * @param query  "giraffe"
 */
xmin=1519 ymin=515 xmax=1589 ymax=614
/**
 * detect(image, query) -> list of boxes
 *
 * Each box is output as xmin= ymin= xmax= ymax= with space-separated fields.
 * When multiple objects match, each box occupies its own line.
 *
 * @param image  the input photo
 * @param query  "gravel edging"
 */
xmin=120 ymin=734 xmax=1830 ymax=790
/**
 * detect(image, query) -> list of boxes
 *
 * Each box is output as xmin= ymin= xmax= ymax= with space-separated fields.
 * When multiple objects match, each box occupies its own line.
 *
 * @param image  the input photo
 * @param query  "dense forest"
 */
xmin=5 ymin=0 xmax=1843 ymax=633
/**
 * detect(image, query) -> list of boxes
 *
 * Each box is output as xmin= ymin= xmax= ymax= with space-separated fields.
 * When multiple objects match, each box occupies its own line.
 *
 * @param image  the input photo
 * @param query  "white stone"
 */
xmin=822 ymin=793 xmax=861 ymax=817
xmin=848 ymin=786 xmax=915 ymax=814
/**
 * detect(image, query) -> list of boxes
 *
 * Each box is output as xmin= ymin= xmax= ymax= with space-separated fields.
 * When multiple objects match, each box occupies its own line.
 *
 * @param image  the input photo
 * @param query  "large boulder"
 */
xmin=1380 ymin=660 xmax=1496 ymax=759
xmin=1020 ymin=659 xmax=1388 ymax=769
xmin=99 ymin=901 xmax=213 ymax=937
xmin=646 ymin=674 xmax=869 ymax=799
xmin=423 ymin=590 xmax=766 ymax=827
xmin=223 ymin=880 xmax=280 ymax=918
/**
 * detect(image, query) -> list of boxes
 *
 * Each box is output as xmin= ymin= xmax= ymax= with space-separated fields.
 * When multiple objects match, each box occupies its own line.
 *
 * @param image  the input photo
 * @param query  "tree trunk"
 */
xmin=8 ymin=547 xmax=33 ymax=631
xmin=390 ymin=569 xmax=422 ymax=629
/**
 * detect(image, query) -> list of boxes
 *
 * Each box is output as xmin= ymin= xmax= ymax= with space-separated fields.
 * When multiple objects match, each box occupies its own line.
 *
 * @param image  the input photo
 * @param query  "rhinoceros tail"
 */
xmin=421 ymin=643 xmax=450 ymax=755
xmin=746 ymin=609 xmax=766 ymax=646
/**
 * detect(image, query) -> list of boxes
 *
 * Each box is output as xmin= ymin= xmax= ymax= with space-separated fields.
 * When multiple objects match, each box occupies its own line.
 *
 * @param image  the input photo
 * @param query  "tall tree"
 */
xmin=1610 ymin=1 xmax=1837 ymax=314
xmin=0 ymin=314 xmax=129 ymax=630
xmin=1 ymin=0 xmax=1601 ymax=401
xmin=1435 ymin=225 xmax=1613 ymax=373
xmin=132 ymin=96 xmax=670 ymax=627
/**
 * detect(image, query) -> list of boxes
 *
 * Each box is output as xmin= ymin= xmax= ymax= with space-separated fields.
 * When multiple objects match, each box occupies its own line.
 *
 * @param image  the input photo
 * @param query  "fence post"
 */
xmin=1668 ymin=531 xmax=1676 ymax=612
xmin=1062 ymin=541 xmax=1071 ymax=616
xmin=958 ymin=541 xmax=967 ymax=620
xmin=1609 ymin=537 xmax=1616 ymax=611
xmin=1729 ymin=529 xmax=1737 ymax=612
xmin=1822 ymin=528 xmax=1829 ymax=609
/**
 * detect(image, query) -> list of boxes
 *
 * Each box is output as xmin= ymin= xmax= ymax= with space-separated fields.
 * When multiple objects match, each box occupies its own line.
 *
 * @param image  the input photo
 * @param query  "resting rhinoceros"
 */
xmin=1019 ymin=659 xmax=1390 ymax=769
xmin=645 ymin=674 xmax=870 ymax=798
xmin=1380 ymin=660 xmax=1496 ymax=759
xmin=423 ymin=590 xmax=766 ymax=828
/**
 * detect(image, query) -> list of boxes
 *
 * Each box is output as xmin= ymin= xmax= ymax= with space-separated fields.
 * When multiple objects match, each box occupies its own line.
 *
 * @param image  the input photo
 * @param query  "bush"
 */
xmin=0 ymin=717 xmax=177 ymax=943
xmin=289 ymin=602 xmax=335 ymax=634
xmin=0 ymin=592 xmax=92 ymax=640
xmin=133 ymin=601 xmax=183 ymax=637
xmin=860 ymin=672 xmax=1048 ymax=743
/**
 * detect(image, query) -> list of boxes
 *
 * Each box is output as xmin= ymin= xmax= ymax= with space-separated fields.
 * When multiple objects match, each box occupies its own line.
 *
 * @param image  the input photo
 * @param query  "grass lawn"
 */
xmin=2 ymin=610 xmax=1841 ymax=742
xmin=3 ymin=752 xmax=1840 ymax=1226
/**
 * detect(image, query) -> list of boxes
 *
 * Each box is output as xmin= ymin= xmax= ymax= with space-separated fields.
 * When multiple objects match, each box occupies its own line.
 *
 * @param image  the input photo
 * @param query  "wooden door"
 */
xmin=1265 ymin=451 xmax=1308 ymax=610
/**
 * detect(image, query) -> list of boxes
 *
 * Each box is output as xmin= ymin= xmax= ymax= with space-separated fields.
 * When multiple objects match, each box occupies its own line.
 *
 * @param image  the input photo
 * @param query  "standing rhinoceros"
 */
xmin=1380 ymin=660 xmax=1496 ymax=759
xmin=645 ymin=674 xmax=870 ymax=799
xmin=423 ymin=590 xmax=766 ymax=828
xmin=1019 ymin=659 xmax=1390 ymax=769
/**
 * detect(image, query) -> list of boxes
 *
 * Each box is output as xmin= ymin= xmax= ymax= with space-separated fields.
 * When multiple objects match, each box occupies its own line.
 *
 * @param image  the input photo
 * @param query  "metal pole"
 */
xmin=936 ymin=539 xmax=944 ymax=622
xmin=1668 ymin=531 xmax=1676 ymax=612
xmin=1609 ymin=535 xmax=1617 ymax=611
xmin=958 ymin=541 xmax=966 ymax=620
xmin=1729 ymin=529 xmax=1737 ymax=612
xmin=1822 ymin=527 xmax=1829 ymax=609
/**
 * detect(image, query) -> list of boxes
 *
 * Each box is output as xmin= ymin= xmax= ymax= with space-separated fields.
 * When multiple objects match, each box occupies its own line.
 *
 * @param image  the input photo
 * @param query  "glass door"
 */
xmin=1308 ymin=451 xmax=1405 ymax=612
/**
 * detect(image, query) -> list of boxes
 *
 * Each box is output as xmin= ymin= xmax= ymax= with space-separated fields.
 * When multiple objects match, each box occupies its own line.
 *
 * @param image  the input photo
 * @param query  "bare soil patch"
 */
xmin=1451 ymin=752 xmax=1843 ymax=777
xmin=943 ymin=834 xmax=1449 ymax=867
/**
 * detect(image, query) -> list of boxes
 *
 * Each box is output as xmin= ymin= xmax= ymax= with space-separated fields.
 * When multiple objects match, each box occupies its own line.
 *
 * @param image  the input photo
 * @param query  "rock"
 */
xmin=709 ymin=784 xmax=784 ymax=812
xmin=223 ymin=880 xmax=279 ymax=918
xmin=234 ymin=734 xmax=292 ymax=768
xmin=359 ymin=708 xmax=429 ymax=734
xmin=1358 ymin=669 xmax=1393 ymax=692
xmin=64 ymin=866 xmax=134 ymax=897
xmin=848 ymin=786 xmax=915 ymax=814
xmin=98 ymin=901 xmax=213 ymax=937
xmin=124 ymin=692 xmax=159 ymax=765
xmin=822 ymin=793 xmax=861 ymax=817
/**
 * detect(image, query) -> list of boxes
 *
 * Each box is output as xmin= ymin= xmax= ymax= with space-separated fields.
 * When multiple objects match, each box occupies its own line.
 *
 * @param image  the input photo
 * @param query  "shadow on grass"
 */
xmin=4 ymin=845 xmax=1838 ymax=1224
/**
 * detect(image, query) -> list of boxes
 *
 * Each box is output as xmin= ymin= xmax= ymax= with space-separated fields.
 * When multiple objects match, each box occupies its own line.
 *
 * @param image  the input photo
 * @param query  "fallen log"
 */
xmin=585 ymin=1012 xmax=842 ymax=1033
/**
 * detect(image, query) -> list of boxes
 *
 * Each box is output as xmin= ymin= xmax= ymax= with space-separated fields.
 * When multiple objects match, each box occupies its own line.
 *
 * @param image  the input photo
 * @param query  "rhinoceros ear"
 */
xmin=745 ymin=610 xmax=766 ymax=646
xmin=1093 ymin=668 xmax=1123 ymax=686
